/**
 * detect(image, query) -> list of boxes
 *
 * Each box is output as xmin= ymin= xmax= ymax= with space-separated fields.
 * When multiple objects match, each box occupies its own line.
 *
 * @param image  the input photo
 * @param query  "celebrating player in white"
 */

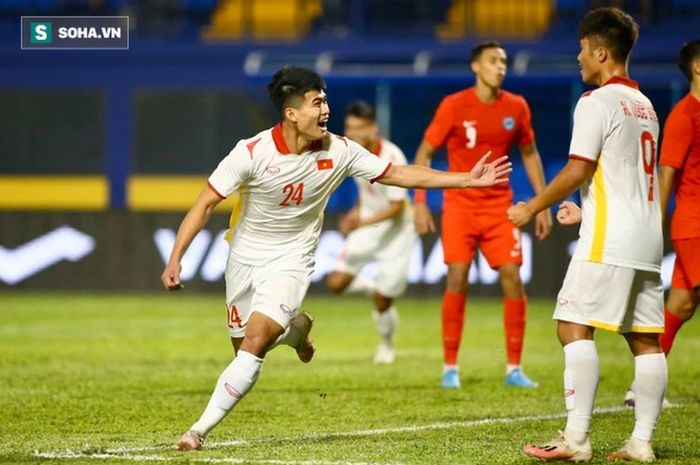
xmin=326 ymin=100 xmax=417 ymax=364
xmin=508 ymin=8 xmax=666 ymax=462
xmin=161 ymin=66 xmax=511 ymax=450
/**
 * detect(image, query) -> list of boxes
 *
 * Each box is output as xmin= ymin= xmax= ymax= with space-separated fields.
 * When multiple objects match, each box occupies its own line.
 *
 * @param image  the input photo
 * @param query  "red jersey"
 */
xmin=424 ymin=87 xmax=535 ymax=210
xmin=660 ymin=93 xmax=700 ymax=240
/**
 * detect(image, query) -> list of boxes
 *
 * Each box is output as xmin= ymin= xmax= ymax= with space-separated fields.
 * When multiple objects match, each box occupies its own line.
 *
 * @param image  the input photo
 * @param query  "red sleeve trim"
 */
xmin=370 ymin=162 xmax=392 ymax=184
xmin=569 ymin=154 xmax=597 ymax=164
xmin=207 ymin=182 xmax=226 ymax=199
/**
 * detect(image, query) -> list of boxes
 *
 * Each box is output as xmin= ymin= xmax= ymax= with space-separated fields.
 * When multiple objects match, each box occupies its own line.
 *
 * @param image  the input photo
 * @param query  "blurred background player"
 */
xmin=326 ymin=100 xmax=417 ymax=364
xmin=162 ymin=66 xmax=512 ymax=451
xmin=624 ymin=38 xmax=700 ymax=408
xmin=413 ymin=41 xmax=552 ymax=389
xmin=511 ymin=8 xmax=667 ymax=462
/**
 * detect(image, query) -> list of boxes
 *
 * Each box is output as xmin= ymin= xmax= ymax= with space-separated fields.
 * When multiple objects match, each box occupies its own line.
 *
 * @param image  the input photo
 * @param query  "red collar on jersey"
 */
xmin=371 ymin=138 xmax=383 ymax=156
xmin=604 ymin=76 xmax=639 ymax=89
xmin=272 ymin=123 xmax=291 ymax=154
xmin=272 ymin=122 xmax=324 ymax=154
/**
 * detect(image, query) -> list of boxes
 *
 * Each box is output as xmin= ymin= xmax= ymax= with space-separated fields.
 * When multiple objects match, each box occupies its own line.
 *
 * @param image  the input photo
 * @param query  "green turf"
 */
xmin=1 ymin=293 xmax=699 ymax=465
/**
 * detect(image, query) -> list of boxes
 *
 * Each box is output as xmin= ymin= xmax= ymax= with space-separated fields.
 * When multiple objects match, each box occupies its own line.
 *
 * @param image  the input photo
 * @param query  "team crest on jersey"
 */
xmin=266 ymin=165 xmax=281 ymax=175
xmin=502 ymin=116 xmax=515 ymax=131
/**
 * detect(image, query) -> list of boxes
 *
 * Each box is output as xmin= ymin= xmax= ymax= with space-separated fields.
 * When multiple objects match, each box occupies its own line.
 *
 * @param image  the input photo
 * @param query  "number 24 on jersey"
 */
xmin=279 ymin=183 xmax=305 ymax=207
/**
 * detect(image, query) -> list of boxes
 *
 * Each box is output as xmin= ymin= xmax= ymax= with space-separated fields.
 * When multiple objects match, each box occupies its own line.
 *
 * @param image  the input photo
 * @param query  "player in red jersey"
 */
xmin=413 ymin=41 xmax=552 ymax=389
xmin=624 ymin=39 xmax=700 ymax=408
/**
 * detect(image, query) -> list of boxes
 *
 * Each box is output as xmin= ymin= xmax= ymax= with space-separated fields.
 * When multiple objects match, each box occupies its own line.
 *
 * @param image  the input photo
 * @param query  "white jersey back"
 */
xmin=208 ymin=124 xmax=391 ymax=265
xmin=355 ymin=138 xmax=413 ymax=226
xmin=569 ymin=77 xmax=662 ymax=272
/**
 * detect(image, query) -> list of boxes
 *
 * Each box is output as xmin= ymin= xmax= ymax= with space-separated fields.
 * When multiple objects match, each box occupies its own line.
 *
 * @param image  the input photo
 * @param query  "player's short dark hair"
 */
xmin=678 ymin=39 xmax=700 ymax=82
xmin=345 ymin=100 xmax=376 ymax=121
xmin=470 ymin=41 xmax=504 ymax=63
xmin=578 ymin=7 xmax=639 ymax=62
xmin=268 ymin=66 xmax=326 ymax=114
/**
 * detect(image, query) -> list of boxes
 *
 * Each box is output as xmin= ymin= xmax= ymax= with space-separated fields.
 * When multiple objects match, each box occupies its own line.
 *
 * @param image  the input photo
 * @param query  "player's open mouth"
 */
xmin=318 ymin=121 xmax=328 ymax=131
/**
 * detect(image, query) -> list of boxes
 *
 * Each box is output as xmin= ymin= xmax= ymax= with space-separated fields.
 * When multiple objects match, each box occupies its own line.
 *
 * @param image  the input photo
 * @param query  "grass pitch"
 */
xmin=1 ymin=292 xmax=699 ymax=464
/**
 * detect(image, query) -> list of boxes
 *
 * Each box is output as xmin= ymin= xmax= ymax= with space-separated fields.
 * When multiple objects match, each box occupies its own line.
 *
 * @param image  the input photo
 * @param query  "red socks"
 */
xmin=504 ymin=297 xmax=527 ymax=366
xmin=660 ymin=308 xmax=685 ymax=356
xmin=442 ymin=291 xmax=466 ymax=365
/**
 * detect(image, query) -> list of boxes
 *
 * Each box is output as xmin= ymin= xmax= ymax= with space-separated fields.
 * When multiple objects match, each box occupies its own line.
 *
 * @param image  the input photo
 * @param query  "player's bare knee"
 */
xmin=326 ymin=272 xmax=349 ymax=294
xmin=374 ymin=294 xmax=393 ymax=312
xmin=625 ymin=332 xmax=662 ymax=356
xmin=446 ymin=265 xmax=469 ymax=294
xmin=499 ymin=264 xmax=524 ymax=298
xmin=230 ymin=337 xmax=243 ymax=355
xmin=557 ymin=320 xmax=594 ymax=346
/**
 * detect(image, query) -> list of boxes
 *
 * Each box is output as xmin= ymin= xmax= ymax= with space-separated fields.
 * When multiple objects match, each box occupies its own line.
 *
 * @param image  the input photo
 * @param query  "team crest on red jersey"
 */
xmin=317 ymin=159 xmax=333 ymax=170
xmin=503 ymin=116 xmax=515 ymax=131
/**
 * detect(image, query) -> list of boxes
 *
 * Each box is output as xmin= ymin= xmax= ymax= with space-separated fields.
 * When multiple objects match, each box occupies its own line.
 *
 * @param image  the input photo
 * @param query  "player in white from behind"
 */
xmin=161 ymin=66 xmax=512 ymax=451
xmin=509 ymin=8 xmax=666 ymax=463
xmin=326 ymin=100 xmax=417 ymax=364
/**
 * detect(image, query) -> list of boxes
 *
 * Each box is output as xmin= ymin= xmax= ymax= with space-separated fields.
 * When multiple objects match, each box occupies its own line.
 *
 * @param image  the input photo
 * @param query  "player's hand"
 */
xmin=161 ymin=262 xmax=184 ymax=291
xmin=535 ymin=209 xmax=553 ymax=241
xmin=507 ymin=201 xmax=534 ymax=227
xmin=339 ymin=208 xmax=360 ymax=236
xmin=469 ymin=152 xmax=512 ymax=188
xmin=414 ymin=203 xmax=436 ymax=235
xmin=557 ymin=201 xmax=582 ymax=225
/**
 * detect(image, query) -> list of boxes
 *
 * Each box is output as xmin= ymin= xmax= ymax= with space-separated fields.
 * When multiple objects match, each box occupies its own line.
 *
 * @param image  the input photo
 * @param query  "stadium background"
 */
xmin=1 ymin=0 xmax=698 ymax=295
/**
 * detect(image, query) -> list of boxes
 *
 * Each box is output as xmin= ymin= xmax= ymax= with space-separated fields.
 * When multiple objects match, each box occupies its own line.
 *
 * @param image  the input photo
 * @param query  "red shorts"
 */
xmin=441 ymin=207 xmax=522 ymax=268
xmin=671 ymin=238 xmax=700 ymax=290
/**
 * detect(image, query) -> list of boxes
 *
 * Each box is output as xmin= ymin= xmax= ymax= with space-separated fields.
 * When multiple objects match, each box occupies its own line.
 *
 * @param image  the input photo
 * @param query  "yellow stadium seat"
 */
xmin=437 ymin=0 xmax=553 ymax=40
xmin=204 ymin=0 xmax=322 ymax=42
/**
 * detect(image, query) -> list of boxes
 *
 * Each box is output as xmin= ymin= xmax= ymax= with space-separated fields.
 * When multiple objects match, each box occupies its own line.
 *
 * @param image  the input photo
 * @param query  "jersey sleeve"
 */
xmin=346 ymin=140 xmax=391 ymax=184
xmin=517 ymin=97 xmax=536 ymax=146
xmin=384 ymin=144 xmax=409 ymax=201
xmin=660 ymin=107 xmax=693 ymax=169
xmin=207 ymin=141 xmax=252 ymax=198
xmin=568 ymin=96 xmax=607 ymax=163
xmin=423 ymin=97 xmax=454 ymax=149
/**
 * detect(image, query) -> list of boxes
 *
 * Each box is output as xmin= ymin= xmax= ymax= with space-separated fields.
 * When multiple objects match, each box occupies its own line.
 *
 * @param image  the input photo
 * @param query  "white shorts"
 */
xmin=553 ymin=260 xmax=664 ymax=334
xmin=224 ymin=254 xmax=312 ymax=338
xmin=333 ymin=221 xmax=416 ymax=298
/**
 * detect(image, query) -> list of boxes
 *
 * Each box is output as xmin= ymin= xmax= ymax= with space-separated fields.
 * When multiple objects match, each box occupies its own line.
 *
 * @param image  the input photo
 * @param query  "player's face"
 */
xmin=344 ymin=115 xmax=378 ymax=150
xmin=290 ymin=90 xmax=330 ymax=140
xmin=472 ymin=47 xmax=507 ymax=89
xmin=578 ymin=38 xmax=599 ymax=84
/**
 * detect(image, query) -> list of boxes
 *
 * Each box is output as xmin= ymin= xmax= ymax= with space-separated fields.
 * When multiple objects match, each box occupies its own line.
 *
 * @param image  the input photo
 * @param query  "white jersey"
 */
xmin=355 ymin=138 xmax=413 ymax=226
xmin=569 ymin=76 xmax=662 ymax=272
xmin=208 ymin=124 xmax=391 ymax=265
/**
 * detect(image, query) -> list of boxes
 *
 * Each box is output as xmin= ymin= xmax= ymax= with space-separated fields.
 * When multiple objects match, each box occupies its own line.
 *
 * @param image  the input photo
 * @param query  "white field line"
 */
xmin=34 ymin=406 xmax=630 ymax=458
xmin=33 ymin=451 xmax=396 ymax=465
xmin=97 ymin=405 xmax=629 ymax=454
xmin=33 ymin=405 xmax=631 ymax=463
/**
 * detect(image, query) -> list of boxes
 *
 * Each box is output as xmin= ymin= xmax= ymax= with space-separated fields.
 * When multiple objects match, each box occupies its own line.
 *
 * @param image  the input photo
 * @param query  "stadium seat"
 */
xmin=437 ymin=0 xmax=553 ymax=39
xmin=203 ymin=0 xmax=322 ymax=41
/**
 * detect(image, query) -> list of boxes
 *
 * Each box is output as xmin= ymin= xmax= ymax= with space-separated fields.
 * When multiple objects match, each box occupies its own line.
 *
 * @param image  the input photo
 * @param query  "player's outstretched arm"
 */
xmin=507 ymin=158 xmax=595 ymax=227
xmin=379 ymin=153 xmax=512 ymax=189
xmin=161 ymin=186 xmax=222 ymax=291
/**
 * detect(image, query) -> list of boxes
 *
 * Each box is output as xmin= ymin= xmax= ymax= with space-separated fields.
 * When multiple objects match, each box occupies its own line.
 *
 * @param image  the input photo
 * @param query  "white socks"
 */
xmin=632 ymin=353 xmax=667 ymax=442
xmin=373 ymin=306 xmax=398 ymax=346
xmin=563 ymin=340 xmax=599 ymax=443
xmin=190 ymin=350 xmax=263 ymax=437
